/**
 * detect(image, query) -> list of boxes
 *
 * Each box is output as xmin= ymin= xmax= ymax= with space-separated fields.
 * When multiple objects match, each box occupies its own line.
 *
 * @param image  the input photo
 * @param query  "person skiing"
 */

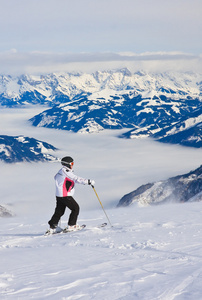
xmin=47 ymin=156 xmax=95 ymax=234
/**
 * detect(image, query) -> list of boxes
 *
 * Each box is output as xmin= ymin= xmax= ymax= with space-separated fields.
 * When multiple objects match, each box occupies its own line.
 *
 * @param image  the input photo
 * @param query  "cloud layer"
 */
xmin=0 ymin=51 xmax=201 ymax=75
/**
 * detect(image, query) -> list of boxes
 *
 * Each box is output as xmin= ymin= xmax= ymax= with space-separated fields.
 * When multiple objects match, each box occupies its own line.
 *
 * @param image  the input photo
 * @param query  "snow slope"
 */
xmin=1 ymin=203 xmax=202 ymax=300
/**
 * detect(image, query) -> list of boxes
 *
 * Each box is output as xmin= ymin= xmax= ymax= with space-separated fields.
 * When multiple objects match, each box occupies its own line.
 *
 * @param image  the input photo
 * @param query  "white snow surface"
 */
xmin=0 ymin=107 xmax=202 ymax=300
xmin=1 ymin=203 xmax=202 ymax=300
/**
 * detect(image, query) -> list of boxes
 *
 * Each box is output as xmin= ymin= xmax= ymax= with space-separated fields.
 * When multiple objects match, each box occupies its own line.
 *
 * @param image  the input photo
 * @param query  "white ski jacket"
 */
xmin=54 ymin=167 xmax=88 ymax=197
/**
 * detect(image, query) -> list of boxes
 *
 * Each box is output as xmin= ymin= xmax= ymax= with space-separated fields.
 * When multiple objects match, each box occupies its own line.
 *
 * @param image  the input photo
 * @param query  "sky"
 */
xmin=0 ymin=0 xmax=202 ymax=74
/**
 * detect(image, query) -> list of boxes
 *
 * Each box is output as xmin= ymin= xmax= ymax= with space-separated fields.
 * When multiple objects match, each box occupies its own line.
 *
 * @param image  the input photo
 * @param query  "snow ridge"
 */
xmin=0 ymin=135 xmax=59 ymax=163
xmin=118 ymin=165 xmax=202 ymax=207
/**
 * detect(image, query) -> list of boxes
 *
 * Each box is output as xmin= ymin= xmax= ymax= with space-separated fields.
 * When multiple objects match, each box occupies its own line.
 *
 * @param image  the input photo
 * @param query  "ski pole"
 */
xmin=91 ymin=185 xmax=113 ymax=227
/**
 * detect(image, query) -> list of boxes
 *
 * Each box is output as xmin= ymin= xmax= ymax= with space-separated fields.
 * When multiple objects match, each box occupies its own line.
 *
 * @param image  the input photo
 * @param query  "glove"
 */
xmin=88 ymin=179 xmax=95 ymax=186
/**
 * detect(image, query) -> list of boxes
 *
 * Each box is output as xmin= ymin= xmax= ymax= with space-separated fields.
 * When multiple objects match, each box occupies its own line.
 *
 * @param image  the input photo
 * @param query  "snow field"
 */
xmin=1 ymin=202 xmax=202 ymax=300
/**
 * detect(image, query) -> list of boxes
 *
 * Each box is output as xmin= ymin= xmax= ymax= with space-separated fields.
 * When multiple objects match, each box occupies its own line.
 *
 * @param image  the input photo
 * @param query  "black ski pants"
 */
xmin=48 ymin=196 xmax=80 ymax=228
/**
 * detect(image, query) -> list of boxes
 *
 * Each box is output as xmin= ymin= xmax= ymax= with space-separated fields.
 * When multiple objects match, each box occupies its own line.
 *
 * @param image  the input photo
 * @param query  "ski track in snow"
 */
xmin=1 ymin=204 xmax=202 ymax=300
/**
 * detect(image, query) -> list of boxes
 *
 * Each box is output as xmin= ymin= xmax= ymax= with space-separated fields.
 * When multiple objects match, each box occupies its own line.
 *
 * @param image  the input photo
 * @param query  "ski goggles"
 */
xmin=62 ymin=160 xmax=74 ymax=167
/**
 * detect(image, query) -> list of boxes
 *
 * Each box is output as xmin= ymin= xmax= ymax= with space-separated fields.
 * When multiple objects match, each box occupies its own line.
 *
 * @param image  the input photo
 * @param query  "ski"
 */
xmin=44 ymin=227 xmax=63 ymax=236
xmin=45 ymin=224 xmax=86 ymax=236
xmin=44 ymin=223 xmax=107 ymax=236
xmin=98 ymin=222 xmax=107 ymax=228
xmin=84 ymin=222 xmax=107 ymax=230
xmin=63 ymin=224 xmax=86 ymax=233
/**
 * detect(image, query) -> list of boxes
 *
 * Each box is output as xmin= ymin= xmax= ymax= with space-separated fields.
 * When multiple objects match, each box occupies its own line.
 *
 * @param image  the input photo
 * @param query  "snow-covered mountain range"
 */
xmin=0 ymin=69 xmax=202 ymax=147
xmin=0 ymin=135 xmax=58 ymax=163
xmin=1 ymin=69 xmax=201 ymax=106
xmin=117 ymin=165 xmax=202 ymax=207
xmin=121 ymin=106 xmax=202 ymax=148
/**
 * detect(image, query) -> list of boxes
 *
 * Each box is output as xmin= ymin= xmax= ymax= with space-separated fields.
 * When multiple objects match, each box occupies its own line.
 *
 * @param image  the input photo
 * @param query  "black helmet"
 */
xmin=61 ymin=156 xmax=74 ymax=168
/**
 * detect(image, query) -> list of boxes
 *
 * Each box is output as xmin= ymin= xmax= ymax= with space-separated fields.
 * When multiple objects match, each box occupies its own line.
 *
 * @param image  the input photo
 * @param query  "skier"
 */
xmin=47 ymin=156 xmax=95 ymax=234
